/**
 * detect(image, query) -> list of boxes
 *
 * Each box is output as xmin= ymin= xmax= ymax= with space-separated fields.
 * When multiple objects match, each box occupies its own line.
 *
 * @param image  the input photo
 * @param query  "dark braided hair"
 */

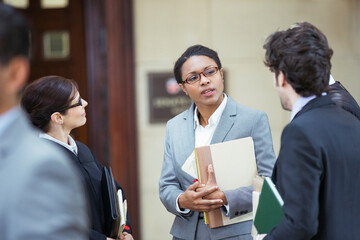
xmin=174 ymin=45 xmax=222 ymax=84
xmin=21 ymin=76 xmax=79 ymax=132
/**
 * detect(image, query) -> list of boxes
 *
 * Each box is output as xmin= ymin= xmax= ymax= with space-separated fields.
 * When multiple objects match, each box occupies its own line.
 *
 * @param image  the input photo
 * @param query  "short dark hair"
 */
xmin=0 ymin=3 xmax=30 ymax=65
xmin=263 ymin=22 xmax=333 ymax=96
xmin=173 ymin=44 xmax=222 ymax=84
xmin=21 ymin=76 xmax=79 ymax=132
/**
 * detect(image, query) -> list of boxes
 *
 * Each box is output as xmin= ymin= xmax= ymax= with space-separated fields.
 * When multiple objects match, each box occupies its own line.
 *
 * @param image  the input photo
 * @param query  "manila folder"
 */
xmin=195 ymin=137 xmax=257 ymax=228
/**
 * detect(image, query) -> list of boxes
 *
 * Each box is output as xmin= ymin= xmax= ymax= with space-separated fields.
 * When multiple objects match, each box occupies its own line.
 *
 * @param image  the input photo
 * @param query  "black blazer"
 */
xmin=266 ymin=96 xmax=360 ymax=240
xmin=49 ymin=140 xmax=132 ymax=240
xmin=328 ymin=81 xmax=360 ymax=120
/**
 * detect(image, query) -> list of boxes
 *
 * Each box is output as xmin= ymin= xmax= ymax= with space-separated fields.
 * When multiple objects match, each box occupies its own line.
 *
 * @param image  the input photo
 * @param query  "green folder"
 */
xmin=254 ymin=177 xmax=284 ymax=234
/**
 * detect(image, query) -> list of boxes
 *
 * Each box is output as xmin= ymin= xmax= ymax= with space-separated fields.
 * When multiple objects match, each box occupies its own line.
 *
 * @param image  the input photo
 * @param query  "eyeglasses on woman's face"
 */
xmin=183 ymin=66 xmax=219 ymax=85
xmin=58 ymin=96 xmax=83 ymax=112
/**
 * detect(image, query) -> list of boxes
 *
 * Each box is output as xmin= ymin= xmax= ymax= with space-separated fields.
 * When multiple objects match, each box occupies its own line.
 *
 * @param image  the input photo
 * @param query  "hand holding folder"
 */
xmin=181 ymin=137 xmax=258 ymax=228
xmin=198 ymin=164 xmax=228 ymax=204
xmin=178 ymin=178 xmax=224 ymax=213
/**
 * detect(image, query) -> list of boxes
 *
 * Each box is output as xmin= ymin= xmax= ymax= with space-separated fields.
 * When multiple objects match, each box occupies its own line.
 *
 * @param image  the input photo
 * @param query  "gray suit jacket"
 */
xmin=0 ymin=109 xmax=89 ymax=240
xmin=159 ymin=96 xmax=276 ymax=240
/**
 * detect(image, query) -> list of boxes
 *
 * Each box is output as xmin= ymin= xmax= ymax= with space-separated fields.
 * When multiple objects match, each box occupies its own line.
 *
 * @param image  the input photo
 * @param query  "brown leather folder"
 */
xmin=195 ymin=137 xmax=257 ymax=228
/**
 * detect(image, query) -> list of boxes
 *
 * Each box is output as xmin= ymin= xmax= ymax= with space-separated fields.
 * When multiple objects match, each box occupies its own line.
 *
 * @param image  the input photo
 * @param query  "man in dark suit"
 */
xmin=262 ymin=22 xmax=360 ymax=240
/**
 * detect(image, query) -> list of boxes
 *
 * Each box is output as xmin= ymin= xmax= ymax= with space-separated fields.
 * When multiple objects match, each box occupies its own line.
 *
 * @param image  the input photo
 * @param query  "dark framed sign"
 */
xmin=148 ymin=72 xmax=192 ymax=123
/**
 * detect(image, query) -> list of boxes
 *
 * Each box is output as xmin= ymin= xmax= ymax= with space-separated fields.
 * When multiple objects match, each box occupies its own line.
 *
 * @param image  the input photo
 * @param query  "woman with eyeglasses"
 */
xmin=159 ymin=45 xmax=276 ymax=240
xmin=21 ymin=76 xmax=134 ymax=240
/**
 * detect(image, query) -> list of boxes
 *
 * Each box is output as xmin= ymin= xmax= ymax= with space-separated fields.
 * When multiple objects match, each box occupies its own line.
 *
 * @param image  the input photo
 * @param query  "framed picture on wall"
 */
xmin=148 ymin=72 xmax=192 ymax=123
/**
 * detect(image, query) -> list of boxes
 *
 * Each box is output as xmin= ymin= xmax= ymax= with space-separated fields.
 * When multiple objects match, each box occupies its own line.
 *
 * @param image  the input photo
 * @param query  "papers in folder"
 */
xmin=181 ymin=137 xmax=258 ymax=228
xmin=116 ymin=189 xmax=127 ymax=237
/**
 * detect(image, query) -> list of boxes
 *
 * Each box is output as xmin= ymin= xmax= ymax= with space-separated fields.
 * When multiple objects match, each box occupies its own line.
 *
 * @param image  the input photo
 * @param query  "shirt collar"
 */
xmin=290 ymin=92 xmax=327 ymax=121
xmin=194 ymin=94 xmax=228 ymax=128
xmin=290 ymin=95 xmax=317 ymax=121
xmin=0 ymin=107 xmax=21 ymax=138
xmin=39 ymin=132 xmax=78 ymax=155
xmin=329 ymin=74 xmax=335 ymax=85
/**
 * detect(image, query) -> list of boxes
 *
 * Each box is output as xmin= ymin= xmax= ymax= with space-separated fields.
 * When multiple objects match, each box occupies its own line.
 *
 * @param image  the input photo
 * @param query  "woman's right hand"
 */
xmin=119 ymin=232 xmax=134 ymax=240
xmin=178 ymin=179 xmax=223 ymax=212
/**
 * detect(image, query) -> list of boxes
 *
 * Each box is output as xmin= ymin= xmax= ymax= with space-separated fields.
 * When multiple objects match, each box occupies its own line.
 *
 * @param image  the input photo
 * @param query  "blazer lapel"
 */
xmin=211 ymin=96 xmax=236 ymax=144
xmin=176 ymin=103 xmax=196 ymax=167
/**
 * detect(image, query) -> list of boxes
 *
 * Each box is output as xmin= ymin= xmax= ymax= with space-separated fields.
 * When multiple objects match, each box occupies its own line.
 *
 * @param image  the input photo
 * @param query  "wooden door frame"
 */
xmin=84 ymin=1 xmax=140 ymax=239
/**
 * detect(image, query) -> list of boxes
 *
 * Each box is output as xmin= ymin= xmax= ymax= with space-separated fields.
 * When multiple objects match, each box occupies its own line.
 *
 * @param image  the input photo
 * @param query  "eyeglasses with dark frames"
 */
xmin=58 ymin=97 xmax=83 ymax=112
xmin=182 ymin=66 xmax=219 ymax=85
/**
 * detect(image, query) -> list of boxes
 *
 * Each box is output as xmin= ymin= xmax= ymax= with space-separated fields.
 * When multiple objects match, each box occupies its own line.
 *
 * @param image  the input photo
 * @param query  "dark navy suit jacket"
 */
xmin=266 ymin=96 xmax=360 ymax=240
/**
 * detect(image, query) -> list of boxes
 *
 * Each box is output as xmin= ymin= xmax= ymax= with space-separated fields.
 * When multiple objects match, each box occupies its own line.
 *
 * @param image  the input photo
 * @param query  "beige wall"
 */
xmin=134 ymin=0 xmax=360 ymax=239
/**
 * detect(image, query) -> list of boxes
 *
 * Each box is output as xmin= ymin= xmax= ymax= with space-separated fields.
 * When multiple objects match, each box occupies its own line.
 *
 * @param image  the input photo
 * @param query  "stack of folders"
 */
xmin=254 ymin=177 xmax=284 ymax=234
xmin=182 ymin=137 xmax=258 ymax=228
xmin=101 ymin=167 xmax=127 ymax=238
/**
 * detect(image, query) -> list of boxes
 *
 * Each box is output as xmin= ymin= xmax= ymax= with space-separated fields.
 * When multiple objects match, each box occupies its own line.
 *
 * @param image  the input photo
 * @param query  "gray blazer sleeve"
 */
xmin=159 ymin=122 xmax=187 ymax=217
xmin=224 ymin=111 xmax=276 ymax=219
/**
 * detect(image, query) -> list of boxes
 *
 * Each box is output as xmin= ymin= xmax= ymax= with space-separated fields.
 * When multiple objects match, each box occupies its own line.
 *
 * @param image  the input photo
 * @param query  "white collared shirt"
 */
xmin=39 ymin=132 xmax=78 ymax=155
xmin=0 ymin=107 xmax=21 ymax=138
xmin=176 ymin=94 xmax=229 ymax=214
xmin=329 ymin=74 xmax=335 ymax=85
xmin=194 ymin=94 xmax=228 ymax=147
xmin=290 ymin=95 xmax=317 ymax=121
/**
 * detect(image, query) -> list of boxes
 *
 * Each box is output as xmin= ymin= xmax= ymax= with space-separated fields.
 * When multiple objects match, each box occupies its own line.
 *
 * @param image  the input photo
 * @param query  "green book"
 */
xmin=254 ymin=177 xmax=284 ymax=234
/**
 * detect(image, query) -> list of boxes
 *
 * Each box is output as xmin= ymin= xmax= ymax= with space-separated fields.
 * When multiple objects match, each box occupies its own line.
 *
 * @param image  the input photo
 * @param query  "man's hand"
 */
xmin=178 ymin=178 xmax=223 ymax=212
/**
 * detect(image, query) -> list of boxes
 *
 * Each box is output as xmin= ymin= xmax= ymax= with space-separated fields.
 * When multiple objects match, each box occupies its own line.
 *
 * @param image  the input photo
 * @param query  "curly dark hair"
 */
xmin=21 ymin=76 xmax=79 ymax=132
xmin=263 ymin=22 xmax=333 ymax=96
xmin=173 ymin=44 xmax=222 ymax=84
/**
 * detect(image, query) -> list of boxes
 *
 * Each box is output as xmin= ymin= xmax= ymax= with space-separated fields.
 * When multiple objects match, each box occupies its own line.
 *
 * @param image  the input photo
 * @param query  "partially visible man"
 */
xmin=262 ymin=22 xmax=360 ymax=240
xmin=328 ymin=75 xmax=360 ymax=120
xmin=0 ymin=3 xmax=89 ymax=239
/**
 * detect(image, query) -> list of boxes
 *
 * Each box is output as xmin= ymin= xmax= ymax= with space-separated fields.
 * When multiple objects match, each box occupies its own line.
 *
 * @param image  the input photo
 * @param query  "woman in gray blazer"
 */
xmin=159 ymin=45 xmax=276 ymax=240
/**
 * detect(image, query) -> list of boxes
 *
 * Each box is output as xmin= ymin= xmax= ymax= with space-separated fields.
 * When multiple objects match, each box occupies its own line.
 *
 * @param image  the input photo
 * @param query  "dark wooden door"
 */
xmin=20 ymin=0 xmax=89 ymax=145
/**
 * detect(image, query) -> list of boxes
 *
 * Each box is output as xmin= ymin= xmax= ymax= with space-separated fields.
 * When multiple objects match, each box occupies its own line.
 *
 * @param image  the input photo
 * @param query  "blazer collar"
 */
xmin=181 ymin=95 xmax=237 ymax=149
xmin=293 ymin=95 xmax=335 ymax=120
xmin=211 ymin=95 xmax=236 ymax=144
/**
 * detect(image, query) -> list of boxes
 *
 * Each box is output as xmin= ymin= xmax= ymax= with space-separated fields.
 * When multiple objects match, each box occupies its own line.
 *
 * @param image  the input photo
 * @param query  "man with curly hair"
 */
xmin=262 ymin=22 xmax=360 ymax=240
